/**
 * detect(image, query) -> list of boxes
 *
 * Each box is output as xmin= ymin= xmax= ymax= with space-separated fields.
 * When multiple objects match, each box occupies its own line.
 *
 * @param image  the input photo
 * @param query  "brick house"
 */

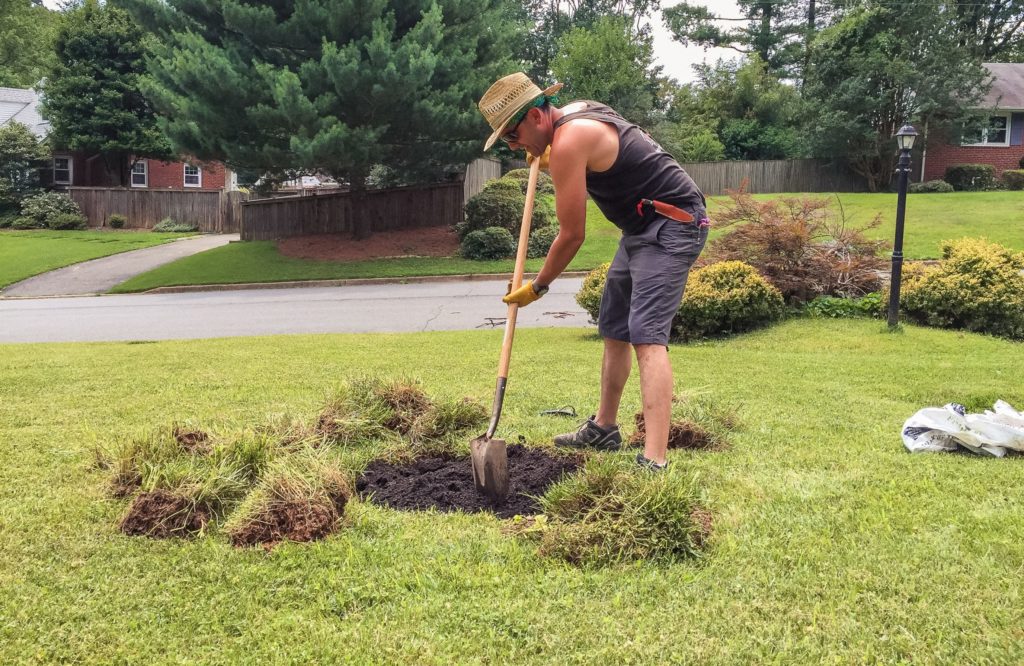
xmin=0 ymin=86 xmax=237 ymax=191
xmin=922 ymin=63 xmax=1024 ymax=181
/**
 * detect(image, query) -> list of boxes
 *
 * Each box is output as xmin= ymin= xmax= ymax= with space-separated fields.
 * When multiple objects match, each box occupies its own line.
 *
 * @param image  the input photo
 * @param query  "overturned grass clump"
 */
xmin=628 ymin=394 xmax=739 ymax=451
xmin=224 ymin=449 xmax=351 ymax=548
xmin=508 ymin=456 xmax=712 ymax=566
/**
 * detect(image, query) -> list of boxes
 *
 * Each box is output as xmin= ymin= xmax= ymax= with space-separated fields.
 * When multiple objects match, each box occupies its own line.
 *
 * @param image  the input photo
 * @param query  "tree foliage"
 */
xmin=804 ymin=2 xmax=989 ymax=191
xmin=118 ymin=0 xmax=514 ymax=236
xmin=552 ymin=15 xmax=662 ymax=125
xmin=40 ymin=0 xmax=173 ymax=187
xmin=0 ymin=0 xmax=60 ymax=88
xmin=951 ymin=0 xmax=1024 ymax=60
xmin=0 ymin=121 xmax=48 ymax=213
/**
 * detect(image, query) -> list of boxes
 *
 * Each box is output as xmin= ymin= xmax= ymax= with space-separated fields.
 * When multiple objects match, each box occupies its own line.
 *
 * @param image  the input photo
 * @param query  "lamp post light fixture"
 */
xmin=887 ymin=123 xmax=919 ymax=329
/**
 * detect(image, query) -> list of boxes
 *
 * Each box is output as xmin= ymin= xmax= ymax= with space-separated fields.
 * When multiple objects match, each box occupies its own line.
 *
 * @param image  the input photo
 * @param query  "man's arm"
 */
xmin=534 ymin=129 xmax=589 ymax=287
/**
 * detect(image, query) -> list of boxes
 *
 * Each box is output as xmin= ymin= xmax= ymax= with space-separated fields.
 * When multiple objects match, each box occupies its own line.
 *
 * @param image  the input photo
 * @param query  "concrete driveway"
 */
xmin=1 ymin=233 xmax=238 ymax=297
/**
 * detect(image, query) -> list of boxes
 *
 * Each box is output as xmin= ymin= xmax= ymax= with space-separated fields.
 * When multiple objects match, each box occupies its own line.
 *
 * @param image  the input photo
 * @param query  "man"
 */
xmin=477 ymin=72 xmax=708 ymax=471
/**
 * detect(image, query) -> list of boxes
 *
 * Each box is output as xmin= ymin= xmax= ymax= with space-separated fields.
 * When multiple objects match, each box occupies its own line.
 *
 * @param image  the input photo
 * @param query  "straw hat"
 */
xmin=478 ymin=72 xmax=563 ymax=151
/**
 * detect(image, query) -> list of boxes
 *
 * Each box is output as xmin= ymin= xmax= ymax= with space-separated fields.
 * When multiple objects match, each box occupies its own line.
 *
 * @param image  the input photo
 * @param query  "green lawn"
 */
xmin=2 ymin=319 xmax=1023 ymax=662
xmin=115 ymin=191 xmax=1022 ymax=293
xmin=0 ymin=230 xmax=191 ymax=289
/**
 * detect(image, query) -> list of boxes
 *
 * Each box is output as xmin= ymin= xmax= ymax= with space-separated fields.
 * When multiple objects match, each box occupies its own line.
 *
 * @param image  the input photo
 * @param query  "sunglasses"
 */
xmin=501 ymin=118 xmax=524 ymax=144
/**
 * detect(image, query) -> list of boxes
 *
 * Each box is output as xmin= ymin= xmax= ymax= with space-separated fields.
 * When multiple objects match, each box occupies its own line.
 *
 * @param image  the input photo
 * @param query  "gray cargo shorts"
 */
xmin=598 ymin=209 xmax=708 ymax=346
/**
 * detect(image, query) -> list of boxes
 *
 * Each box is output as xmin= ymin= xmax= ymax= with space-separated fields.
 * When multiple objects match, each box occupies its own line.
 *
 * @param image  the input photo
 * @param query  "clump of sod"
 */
xmin=224 ymin=447 xmax=352 ymax=548
xmin=98 ymin=428 xmax=183 ymax=498
xmin=316 ymin=376 xmax=431 ymax=444
xmin=119 ymin=454 xmax=251 ymax=539
xmin=628 ymin=394 xmax=738 ymax=451
xmin=172 ymin=423 xmax=211 ymax=454
xmin=508 ymin=457 xmax=711 ymax=566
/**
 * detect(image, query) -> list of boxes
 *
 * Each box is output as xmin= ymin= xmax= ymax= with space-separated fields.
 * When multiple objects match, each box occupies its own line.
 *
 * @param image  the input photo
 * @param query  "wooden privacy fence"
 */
xmin=241 ymin=181 xmax=464 ymax=241
xmin=676 ymin=159 xmax=863 ymax=195
xmin=463 ymin=157 xmax=502 ymax=204
xmin=69 ymin=187 xmax=249 ymax=233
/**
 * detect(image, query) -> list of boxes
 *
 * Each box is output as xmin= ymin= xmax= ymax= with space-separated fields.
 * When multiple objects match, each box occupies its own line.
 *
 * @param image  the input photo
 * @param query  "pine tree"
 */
xmin=40 ymin=0 xmax=173 ymax=187
xmin=118 ymin=0 xmax=515 ymax=237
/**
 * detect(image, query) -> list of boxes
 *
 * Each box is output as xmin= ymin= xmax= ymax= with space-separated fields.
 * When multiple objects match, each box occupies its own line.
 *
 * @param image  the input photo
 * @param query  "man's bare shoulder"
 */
xmin=552 ymin=113 xmax=617 ymax=172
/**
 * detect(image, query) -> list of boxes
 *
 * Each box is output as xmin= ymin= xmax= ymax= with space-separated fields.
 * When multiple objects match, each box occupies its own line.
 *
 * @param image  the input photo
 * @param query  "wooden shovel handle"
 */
xmin=498 ymin=158 xmax=541 ymax=379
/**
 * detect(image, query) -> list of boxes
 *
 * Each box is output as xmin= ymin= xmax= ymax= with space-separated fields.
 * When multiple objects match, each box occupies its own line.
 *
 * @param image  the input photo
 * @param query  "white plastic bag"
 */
xmin=901 ymin=401 xmax=1024 ymax=457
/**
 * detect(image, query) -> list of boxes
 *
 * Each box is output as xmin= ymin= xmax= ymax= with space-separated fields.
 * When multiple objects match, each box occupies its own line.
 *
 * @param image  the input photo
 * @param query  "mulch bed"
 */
xmin=119 ymin=489 xmax=210 ymax=538
xmin=277 ymin=227 xmax=460 ymax=262
xmin=357 ymin=444 xmax=581 ymax=519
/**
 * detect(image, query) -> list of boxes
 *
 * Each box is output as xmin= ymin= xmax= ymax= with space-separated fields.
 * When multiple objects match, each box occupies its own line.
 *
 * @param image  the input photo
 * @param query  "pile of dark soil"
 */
xmin=357 ymin=444 xmax=581 ymax=519
xmin=228 ymin=498 xmax=343 ymax=548
xmin=173 ymin=426 xmax=211 ymax=454
xmin=119 ymin=489 xmax=209 ymax=538
xmin=628 ymin=412 xmax=720 ymax=450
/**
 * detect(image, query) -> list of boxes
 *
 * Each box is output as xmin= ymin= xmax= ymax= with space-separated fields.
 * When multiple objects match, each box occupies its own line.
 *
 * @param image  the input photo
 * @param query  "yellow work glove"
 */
xmin=503 ymin=280 xmax=548 ymax=307
xmin=526 ymin=146 xmax=551 ymax=171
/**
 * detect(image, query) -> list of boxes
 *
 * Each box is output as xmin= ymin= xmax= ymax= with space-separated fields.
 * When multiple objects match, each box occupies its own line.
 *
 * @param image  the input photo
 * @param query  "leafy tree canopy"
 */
xmin=0 ymin=120 xmax=49 ymax=212
xmin=40 ymin=0 xmax=173 ymax=186
xmin=0 ymin=0 xmax=60 ymax=88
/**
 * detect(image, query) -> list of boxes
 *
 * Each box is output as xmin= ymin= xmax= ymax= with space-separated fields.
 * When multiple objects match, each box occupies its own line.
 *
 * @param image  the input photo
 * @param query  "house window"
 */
xmin=184 ymin=163 xmax=202 ymax=187
xmin=961 ymin=113 xmax=1011 ymax=146
xmin=53 ymin=156 xmax=72 ymax=184
xmin=131 ymin=160 xmax=148 ymax=187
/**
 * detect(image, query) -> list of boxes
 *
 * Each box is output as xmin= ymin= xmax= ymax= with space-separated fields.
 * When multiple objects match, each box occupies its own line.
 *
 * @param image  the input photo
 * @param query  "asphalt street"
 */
xmin=0 ymin=278 xmax=590 ymax=343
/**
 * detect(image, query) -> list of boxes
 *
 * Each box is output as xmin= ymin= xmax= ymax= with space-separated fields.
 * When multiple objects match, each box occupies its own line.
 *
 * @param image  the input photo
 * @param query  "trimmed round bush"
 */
xmin=502 ymin=168 xmax=555 ymax=196
xmin=48 ymin=213 xmax=87 ymax=230
xmin=909 ymin=179 xmax=954 ymax=194
xmin=1001 ymin=169 xmax=1024 ymax=191
xmin=19 ymin=191 xmax=81 ymax=228
xmin=899 ymin=238 xmax=1024 ymax=340
xmin=673 ymin=261 xmax=786 ymax=341
xmin=576 ymin=262 xmax=610 ymax=323
xmin=460 ymin=226 xmax=516 ymax=260
xmin=527 ymin=224 xmax=559 ymax=259
xmin=944 ymin=164 xmax=997 ymax=191
xmin=108 ymin=214 xmax=127 ymax=229
xmin=461 ymin=179 xmax=552 ymax=241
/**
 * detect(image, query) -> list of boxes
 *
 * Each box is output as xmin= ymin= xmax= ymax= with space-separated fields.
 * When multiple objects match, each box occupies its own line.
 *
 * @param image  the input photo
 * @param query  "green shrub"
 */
xmin=48 ymin=213 xmax=88 ymax=230
xmin=576 ymin=262 xmax=610 ymax=323
xmin=944 ymin=164 xmax=997 ymax=191
xmin=152 ymin=217 xmax=199 ymax=232
xmin=804 ymin=292 xmax=883 ymax=319
xmin=108 ymin=214 xmax=127 ymax=229
xmin=673 ymin=261 xmax=786 ymax=341
xmin=19 ymin=191 xmax=81 ymax=227
xmin=0 ymin=211 xmax=20 ymax=228
xmin=909 ymin=179 xmax=954 ymax=194
xmin=1001 ymin=169 xmax=1024 ymax=191
xmin=899 ymin=238 xmax=1024 ymax=340
xmin=10 ymin=216 xmax=43 ymax=229
xmin=461 ymin=179 xmax=551 ymax=241
xmin=501 ymin=168 xmax=555 ymax=196
xmin=460 ymin=226 xmax=516 ymax=260
xmin=527 ymin=224 xmax=558 ymax=259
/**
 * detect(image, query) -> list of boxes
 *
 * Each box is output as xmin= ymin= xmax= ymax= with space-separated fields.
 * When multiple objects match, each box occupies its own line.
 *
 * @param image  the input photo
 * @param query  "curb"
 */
xmin=140 ymin=271 xmax=593 ymax=294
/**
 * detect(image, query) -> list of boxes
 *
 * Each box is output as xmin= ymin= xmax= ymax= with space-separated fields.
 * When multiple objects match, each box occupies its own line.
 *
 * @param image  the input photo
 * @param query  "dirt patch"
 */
xmin=108 ymin=472 xmax=141 ymax=499
xmin=357 ymin=444 xmax=581 ymax=519
xmin=119 ymin=489 xmax=210 ymax=538
xmin=228 ymin=497 xmax=343 ymax=549
xmin=689 ymin=507 xmax=714 ymax=548
xmin=378 ymin=384 xmax=432 ymax=434
xmin=173 ymin=426 xmax=211 ymax=454
xmin=628 ymin=412 xmax=722 ymax=450
xmin=277 ymin=227 xmax=460 ymax=262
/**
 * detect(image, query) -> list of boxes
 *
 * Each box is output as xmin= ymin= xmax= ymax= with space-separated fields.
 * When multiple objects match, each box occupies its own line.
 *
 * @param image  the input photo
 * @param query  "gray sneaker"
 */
xmin=553 ymin=416 xmax=622 ymax=451
xmin=635 ymin=452 xmax=669 ymax=472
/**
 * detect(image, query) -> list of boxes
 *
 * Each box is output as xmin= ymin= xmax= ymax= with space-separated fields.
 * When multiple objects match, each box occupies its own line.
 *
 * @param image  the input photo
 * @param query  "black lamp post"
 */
xmin=887 ymin=124 xmax=919 ymax=329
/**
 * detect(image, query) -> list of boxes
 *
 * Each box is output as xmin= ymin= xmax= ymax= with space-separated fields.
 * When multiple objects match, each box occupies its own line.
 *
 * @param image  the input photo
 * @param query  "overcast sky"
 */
xmin=43 ymin=0 xmax=743 ymax=84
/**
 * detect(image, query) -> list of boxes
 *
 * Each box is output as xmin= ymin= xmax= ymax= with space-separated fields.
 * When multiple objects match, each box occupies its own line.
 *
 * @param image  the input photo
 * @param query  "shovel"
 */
xmin=470 ymin=158 xmax=542 ymax=504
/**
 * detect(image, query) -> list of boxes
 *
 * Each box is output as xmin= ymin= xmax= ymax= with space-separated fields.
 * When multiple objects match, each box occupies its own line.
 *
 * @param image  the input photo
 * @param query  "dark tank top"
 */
xmin=552 ymin=101 xmax=705 ymax=235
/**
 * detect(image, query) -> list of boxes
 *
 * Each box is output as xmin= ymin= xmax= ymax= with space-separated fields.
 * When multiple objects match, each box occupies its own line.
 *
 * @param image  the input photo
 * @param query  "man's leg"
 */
xmin=595 ymin=337 xmax=632 ymax=429
xmin=634 ymin=343 xmax=674 ymax=465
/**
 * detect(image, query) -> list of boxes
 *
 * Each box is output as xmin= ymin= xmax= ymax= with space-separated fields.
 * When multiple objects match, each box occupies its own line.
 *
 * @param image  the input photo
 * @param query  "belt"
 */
xmin=636 ymin=199 xmax=710 ymax=227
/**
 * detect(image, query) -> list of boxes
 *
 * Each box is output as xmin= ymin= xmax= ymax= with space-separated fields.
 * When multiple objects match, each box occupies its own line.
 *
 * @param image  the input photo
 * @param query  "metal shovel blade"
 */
xmin=470 ymin=435 xmax=509 ymax=504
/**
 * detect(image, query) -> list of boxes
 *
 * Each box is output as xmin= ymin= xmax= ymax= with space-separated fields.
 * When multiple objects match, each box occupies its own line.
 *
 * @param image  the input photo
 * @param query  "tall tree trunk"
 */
xmin=801 ymin=0 xmax=816 ymax=90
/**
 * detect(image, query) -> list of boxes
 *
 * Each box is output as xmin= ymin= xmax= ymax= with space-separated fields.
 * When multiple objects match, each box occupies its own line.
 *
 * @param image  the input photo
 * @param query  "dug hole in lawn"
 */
xmin=101 ymin=377 xmax=729 ymax=564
